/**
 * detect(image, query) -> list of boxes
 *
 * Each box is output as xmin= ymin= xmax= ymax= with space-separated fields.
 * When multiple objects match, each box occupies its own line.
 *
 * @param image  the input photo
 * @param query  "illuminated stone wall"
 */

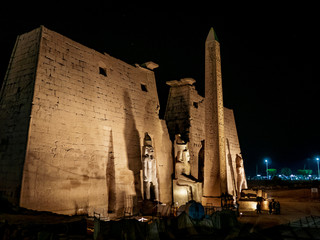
xmin=164 ymin=78 xmax=205 ymax=179
xmin=165 ymin=29 xmax=247 ymax=204
xmin=188 ymin=83 xmax=206 ymax=180
xmin=1 ymin=26 xmax=172 ymax=217
xmin=224 ymin=108 xmax=247 ymax=197
xmin=0 ymin=27 xmax=42 ymax=204
xmin=1 ymin=26 xmax=247 ymax=214
xmin=165 ymin=80 xmax=245 ymax=198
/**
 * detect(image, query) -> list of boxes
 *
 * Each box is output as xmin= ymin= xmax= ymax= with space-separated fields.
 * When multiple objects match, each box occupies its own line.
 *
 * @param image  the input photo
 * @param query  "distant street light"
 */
xmin=265 ymin=159 xmax=269 ymax=179
xmin=316 ymin=157 xmax=320 ymax=179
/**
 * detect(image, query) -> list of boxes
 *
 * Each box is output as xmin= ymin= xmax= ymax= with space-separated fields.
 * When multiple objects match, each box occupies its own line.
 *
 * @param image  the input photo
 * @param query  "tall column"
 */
xmin=204 ymin=28 xmax=227 ymax=197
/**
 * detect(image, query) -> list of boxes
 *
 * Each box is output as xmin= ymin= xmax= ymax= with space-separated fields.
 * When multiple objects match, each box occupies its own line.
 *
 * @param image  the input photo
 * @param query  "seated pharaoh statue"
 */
xmin=173 ymin=134 xmax=202 ymax=205
xmin=142 ymin=133 xmax=159 ymax=201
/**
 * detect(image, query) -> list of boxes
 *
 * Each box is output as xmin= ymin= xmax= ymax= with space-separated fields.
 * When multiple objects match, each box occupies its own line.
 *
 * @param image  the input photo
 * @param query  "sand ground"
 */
xmin=1 ymin=188 xmax=320 ymax=239
xmin=236 ymin=188 xmax=320 ymax=239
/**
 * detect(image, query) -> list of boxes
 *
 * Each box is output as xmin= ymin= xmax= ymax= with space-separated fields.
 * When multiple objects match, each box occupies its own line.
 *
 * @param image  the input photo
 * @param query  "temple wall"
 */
xmin=224 ymin=108 xmax=247 ymax=196
xmin=164 ymin=79 xmax=246 ymax=198
xmin=0 ymin=26 xmax=172 ymax=217
xmin=1 ymin=26 xmax=247 ymax=214
xmin=0 ymin=28 xmax=41 ymax=204
xmin=164 ymin=84 xmax=190 ymax=141
xmin=188 ymin=86 xmax=205 ymax=179
xmin=164 ymin=80 xmax=205 ymax=179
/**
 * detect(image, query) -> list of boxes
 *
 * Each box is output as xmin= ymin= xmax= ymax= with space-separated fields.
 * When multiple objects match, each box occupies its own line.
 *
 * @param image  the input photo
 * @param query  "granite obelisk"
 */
xmin=204 ymin=28 xmax=227 ymax=197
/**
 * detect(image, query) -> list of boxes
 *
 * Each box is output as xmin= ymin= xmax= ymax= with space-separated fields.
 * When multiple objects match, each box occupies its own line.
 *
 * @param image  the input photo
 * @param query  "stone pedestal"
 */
xmin=202 ymin=196 xmax=221 ymax=208
xmin=172 ymin=179 xmax=202 ymax=207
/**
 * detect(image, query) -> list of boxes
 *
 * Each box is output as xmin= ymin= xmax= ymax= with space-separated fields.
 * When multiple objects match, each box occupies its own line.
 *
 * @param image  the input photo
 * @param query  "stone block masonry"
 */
xmin=1 ymin=26 xmax=247 ymax=215
xmin=0 ymin=26 xmax=172 ymax=217
xmin=165 ymin=78 xmax=205 ymax=179
xmin=165 ymin=78 xmax=246 ymax=201
xmin=224 ymin=108 xmax=247 ymax=197
xmin=0 ymin=27 xmax=42 ymax=204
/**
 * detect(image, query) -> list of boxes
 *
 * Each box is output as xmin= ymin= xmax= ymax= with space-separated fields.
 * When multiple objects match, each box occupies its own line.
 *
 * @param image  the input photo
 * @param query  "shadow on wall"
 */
xmin=166 ymin=95 xmax=190 ymax=142
xmin=107 ymin=130 xmax=116 ymax=213
xmin=123 ymin=91 xmax=142 ymax=204
xmin=198 ymin=140 xmax=205 ymax=182
xmin=226 ymin=138 xmax=237 ymax=197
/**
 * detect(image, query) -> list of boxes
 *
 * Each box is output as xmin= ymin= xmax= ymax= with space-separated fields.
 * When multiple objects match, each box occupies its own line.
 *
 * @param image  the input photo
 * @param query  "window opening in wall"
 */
xmin=141 ymin=84 xmax=148 ymax=92
xmin=99 ymin=67 xmax=107 ymax=76
xmin=193 ymin=102 xmax=199 ymax=108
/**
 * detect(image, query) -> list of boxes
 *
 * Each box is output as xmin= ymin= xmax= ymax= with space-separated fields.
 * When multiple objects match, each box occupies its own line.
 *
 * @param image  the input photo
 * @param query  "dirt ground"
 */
xmin=1 ymin=188 xmax=320 ymax=239
xmin=0 ymin=210 xmax=90 ymax=239
xmin=237 ymin=188 xmax=320 ymax=238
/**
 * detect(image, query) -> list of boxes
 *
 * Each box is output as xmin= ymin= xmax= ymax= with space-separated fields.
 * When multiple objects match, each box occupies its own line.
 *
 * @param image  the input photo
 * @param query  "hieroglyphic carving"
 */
xmin=204 ymin=28 xmax=227 ymax=197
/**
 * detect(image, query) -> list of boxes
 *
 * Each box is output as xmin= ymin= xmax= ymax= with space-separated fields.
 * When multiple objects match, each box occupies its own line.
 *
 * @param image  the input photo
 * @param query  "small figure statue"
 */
xmin=174 ymin=134 xmax=201 ymax=202
xmin=142 ymin=133 xmax=159 ymax=201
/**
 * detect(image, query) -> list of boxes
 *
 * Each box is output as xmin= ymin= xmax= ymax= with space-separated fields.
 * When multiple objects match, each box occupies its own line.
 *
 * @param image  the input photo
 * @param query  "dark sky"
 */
xmin=0 ymin=2 xmax=319 ymax=176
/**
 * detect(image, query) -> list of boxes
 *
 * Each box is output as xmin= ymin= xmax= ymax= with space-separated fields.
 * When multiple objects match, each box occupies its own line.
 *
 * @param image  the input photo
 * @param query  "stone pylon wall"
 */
xmin=164 ymin=78 xmax=246 ymax=200
xmin=164 ymin=79 xmax=205 ymax=179
xmin=0 ymin=26 xmax=172 ymax=217
xmin=0 ymin=27 xmax=42 ymax=204
xmin=224 ymin=108 xmax=247 ymax=197
xmin=164 ymin=81 xmax=191 ymax=142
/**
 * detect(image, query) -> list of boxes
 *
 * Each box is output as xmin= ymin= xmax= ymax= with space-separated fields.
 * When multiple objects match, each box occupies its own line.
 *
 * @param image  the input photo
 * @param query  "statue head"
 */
xmin=236 ymin=154 xmax=243 ymax=168
xmin=182 ymin=149 xmax=190 ymax=163
xmin=144 ymin=132 xmax=152 ymax=146
xmin=175 ymin=134 xmax=186 ymax=145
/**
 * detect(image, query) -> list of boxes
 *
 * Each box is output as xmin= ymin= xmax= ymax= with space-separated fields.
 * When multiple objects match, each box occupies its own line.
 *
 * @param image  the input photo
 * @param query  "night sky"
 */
xmin=0 ymin=2 xmax=319 ymax=176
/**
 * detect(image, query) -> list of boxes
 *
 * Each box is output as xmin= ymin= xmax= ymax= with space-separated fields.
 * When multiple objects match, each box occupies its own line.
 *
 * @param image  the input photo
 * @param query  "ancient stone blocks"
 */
xmin=0 ymin=26 xmax=247 ymax=216
xmin=0 ymin=26 xmax=172 ymax=217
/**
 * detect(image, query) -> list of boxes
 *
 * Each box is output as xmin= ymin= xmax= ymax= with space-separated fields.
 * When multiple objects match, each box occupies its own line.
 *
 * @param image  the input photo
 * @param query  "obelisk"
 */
xmin=204 ymin=28 xmax=227 ymax=198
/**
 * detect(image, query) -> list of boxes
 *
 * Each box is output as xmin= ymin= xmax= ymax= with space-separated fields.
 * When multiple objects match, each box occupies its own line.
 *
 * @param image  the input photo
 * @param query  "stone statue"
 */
xmin=236 ymin=154 xmax=247 ymax=197
xmin=173 ymin=134 xmax=201 ymax=203
xmin=142 ymin=133 xmax=159 ymax=201
xmin=174 ymin=134 xmax=191 ymax=177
